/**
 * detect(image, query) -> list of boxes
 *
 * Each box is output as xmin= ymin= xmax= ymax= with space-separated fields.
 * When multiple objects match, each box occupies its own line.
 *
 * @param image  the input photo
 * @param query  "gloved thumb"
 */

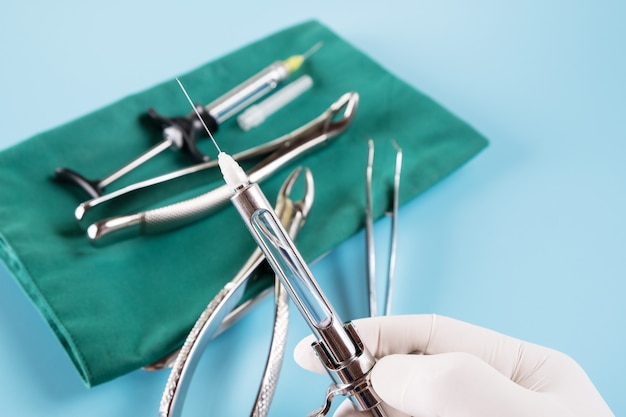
xmin=371 ymin=352 xmax=560 ymax=417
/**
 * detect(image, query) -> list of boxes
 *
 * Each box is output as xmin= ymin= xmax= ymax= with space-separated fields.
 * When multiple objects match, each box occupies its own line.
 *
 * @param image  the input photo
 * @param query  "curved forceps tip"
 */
xmin=278 ymin=166 xmax=315 ymax=218
xmin=322 ymin=92 xmax=359 ymax=134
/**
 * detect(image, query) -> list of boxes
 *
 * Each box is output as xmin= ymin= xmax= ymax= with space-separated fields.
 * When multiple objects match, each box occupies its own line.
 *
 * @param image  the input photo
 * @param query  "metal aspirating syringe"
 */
xmin=219 ymin=152 xmax=387 ymax=417
xmin=176 ymin=79 xmax=387 ymax=416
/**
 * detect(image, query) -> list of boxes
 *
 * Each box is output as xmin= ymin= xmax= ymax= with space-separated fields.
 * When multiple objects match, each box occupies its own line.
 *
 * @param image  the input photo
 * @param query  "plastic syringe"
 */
xmin=205 ymin=42 xmax=322 ymax=125
xmin=237 ymin=74 xmax=314 ymax=131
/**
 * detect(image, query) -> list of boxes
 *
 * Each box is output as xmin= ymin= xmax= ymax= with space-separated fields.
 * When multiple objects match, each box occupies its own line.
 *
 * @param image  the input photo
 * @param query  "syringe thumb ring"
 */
xmin=312 ymin=322 xmax=383 ymax=412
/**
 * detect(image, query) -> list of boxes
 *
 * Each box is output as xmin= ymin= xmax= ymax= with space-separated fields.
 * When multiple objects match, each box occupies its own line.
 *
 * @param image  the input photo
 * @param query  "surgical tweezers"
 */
xmin=78 ymin=92 xmax=358 ymax=244
xmin=158 ymin=167 xmax=314 ymax=417
xmin=365 ymin=139 xmax=402 ymax=317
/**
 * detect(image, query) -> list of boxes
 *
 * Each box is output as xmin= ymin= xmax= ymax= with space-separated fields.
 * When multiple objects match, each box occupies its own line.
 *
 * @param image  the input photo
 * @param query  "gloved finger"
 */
xmin=293 ymin=314 xmax=464 ymax=374
xmin=293 ymin=333 xmax=327 ymax=374
xmin=371 ymin=352 xmax=563 ymax=417
xmin=294 ymin=314 xmax=554 ymax=383
xmin=294 ymin=315 xmax=445 ymax=374
xmin=295 ymin=316 xmax=614 ymax=416
xmin=292 ymin=315 xmax=432 ymax=374
xmin=332 ymin=398 xmax=408 ymax=417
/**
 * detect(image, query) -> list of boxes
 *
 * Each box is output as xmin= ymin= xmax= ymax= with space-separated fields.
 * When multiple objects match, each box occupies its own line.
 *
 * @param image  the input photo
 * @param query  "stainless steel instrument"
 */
xmin=365 ymin=138 xmax=376 ymax=316
xmin=218 ymin=151 xmax=387 ymax=417
xmin=364 ymin=139 xmax=403 ymax=317
xmin=158 ymin=167 xmax=314 ymax=417
xmin=80 ymin=92 xmax=358 ymax=244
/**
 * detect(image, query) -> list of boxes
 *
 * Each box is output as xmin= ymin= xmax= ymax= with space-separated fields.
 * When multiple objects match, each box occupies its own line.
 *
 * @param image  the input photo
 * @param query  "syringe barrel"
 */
xmin=204 ymin=62 xmax=289 ymax=124
xmin=229 ymin=181 xmax=385 ymax=415
xmin=230 ymin=183 xmax=346 ymax=334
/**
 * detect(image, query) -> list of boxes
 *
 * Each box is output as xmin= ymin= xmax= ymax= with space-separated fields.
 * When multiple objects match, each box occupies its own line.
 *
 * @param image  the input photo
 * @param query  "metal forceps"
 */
xmin=365 ymin=140 xmax=403 ymax=317
xmin=76 ymin=92 xmax=358 ymax=244
xmin=158 ymin=167 xmax=314 ymax=417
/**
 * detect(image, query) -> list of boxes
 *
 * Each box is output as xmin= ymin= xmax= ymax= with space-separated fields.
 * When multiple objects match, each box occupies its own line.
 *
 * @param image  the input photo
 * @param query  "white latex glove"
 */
xmin=294 ymin=314 xmax=614 ymax=417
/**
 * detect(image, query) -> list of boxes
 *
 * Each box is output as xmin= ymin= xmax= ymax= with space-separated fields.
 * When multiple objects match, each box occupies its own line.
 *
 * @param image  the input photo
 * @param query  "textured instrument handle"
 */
xmin=250 ymin=277 xmax=289 ymax=417
xmin=144 ymin=184 xmax=233 ymax=233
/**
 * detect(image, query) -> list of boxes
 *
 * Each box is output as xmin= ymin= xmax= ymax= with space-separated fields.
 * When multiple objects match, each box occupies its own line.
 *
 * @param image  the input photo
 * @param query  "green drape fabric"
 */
xmin=0 ymin=20 xmax=488 ymax=386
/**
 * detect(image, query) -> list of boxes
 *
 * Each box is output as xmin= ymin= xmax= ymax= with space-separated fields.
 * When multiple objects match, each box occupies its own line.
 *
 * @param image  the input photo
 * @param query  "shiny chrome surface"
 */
xmin=158 ymin=168 xmax=314 ymax=417
xmin=80 ymin=92 xmax=358 ymax=244
xmin=250 ymin=167 xmax=314 ymax=417
xmin=384 ymin=142 xmax=402 ymax=316
xmin=228 ymin=160 xmax=385 ymax=416
xmin=365 ymin=139 xmax=376 ymax=317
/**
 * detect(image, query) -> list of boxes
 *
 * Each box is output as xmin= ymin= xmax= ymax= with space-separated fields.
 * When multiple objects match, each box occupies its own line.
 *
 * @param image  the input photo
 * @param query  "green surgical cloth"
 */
xmin=0 ymin=20 xmax=488 ymax=386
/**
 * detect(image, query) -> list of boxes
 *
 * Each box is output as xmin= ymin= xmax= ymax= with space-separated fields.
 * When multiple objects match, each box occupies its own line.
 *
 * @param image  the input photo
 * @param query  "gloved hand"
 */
xmin=294 ymin=314 xmax=614 ymax=417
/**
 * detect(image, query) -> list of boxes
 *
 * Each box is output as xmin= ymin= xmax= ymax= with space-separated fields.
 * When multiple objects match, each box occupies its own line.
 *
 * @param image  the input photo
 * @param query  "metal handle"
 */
xmin=84 ymin=93 xmax=358 ymax=244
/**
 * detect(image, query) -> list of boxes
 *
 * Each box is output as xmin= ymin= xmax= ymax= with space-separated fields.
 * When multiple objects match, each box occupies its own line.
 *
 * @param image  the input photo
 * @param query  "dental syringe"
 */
xmin=219 ymin=152 xmax=386 ymax=416
xmin=177 ymin=78 xmax=387 ymax=416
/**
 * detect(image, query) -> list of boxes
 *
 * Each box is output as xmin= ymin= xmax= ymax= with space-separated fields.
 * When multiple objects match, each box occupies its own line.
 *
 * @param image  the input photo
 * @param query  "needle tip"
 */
xmin=302 ymin=41 xmax=324 ymax=60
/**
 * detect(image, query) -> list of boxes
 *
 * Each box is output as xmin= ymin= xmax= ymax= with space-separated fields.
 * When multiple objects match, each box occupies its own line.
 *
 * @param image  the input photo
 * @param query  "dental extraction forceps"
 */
xmin=158 ymin=167 xmax=314 ymax=417
xmin=80 ymin=92 xmax=358 ymax=244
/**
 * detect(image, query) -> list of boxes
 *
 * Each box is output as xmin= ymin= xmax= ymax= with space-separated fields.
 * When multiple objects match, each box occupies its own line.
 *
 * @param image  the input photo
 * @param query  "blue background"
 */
xmin=1 ymin=1 xmax=624 ymax=416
